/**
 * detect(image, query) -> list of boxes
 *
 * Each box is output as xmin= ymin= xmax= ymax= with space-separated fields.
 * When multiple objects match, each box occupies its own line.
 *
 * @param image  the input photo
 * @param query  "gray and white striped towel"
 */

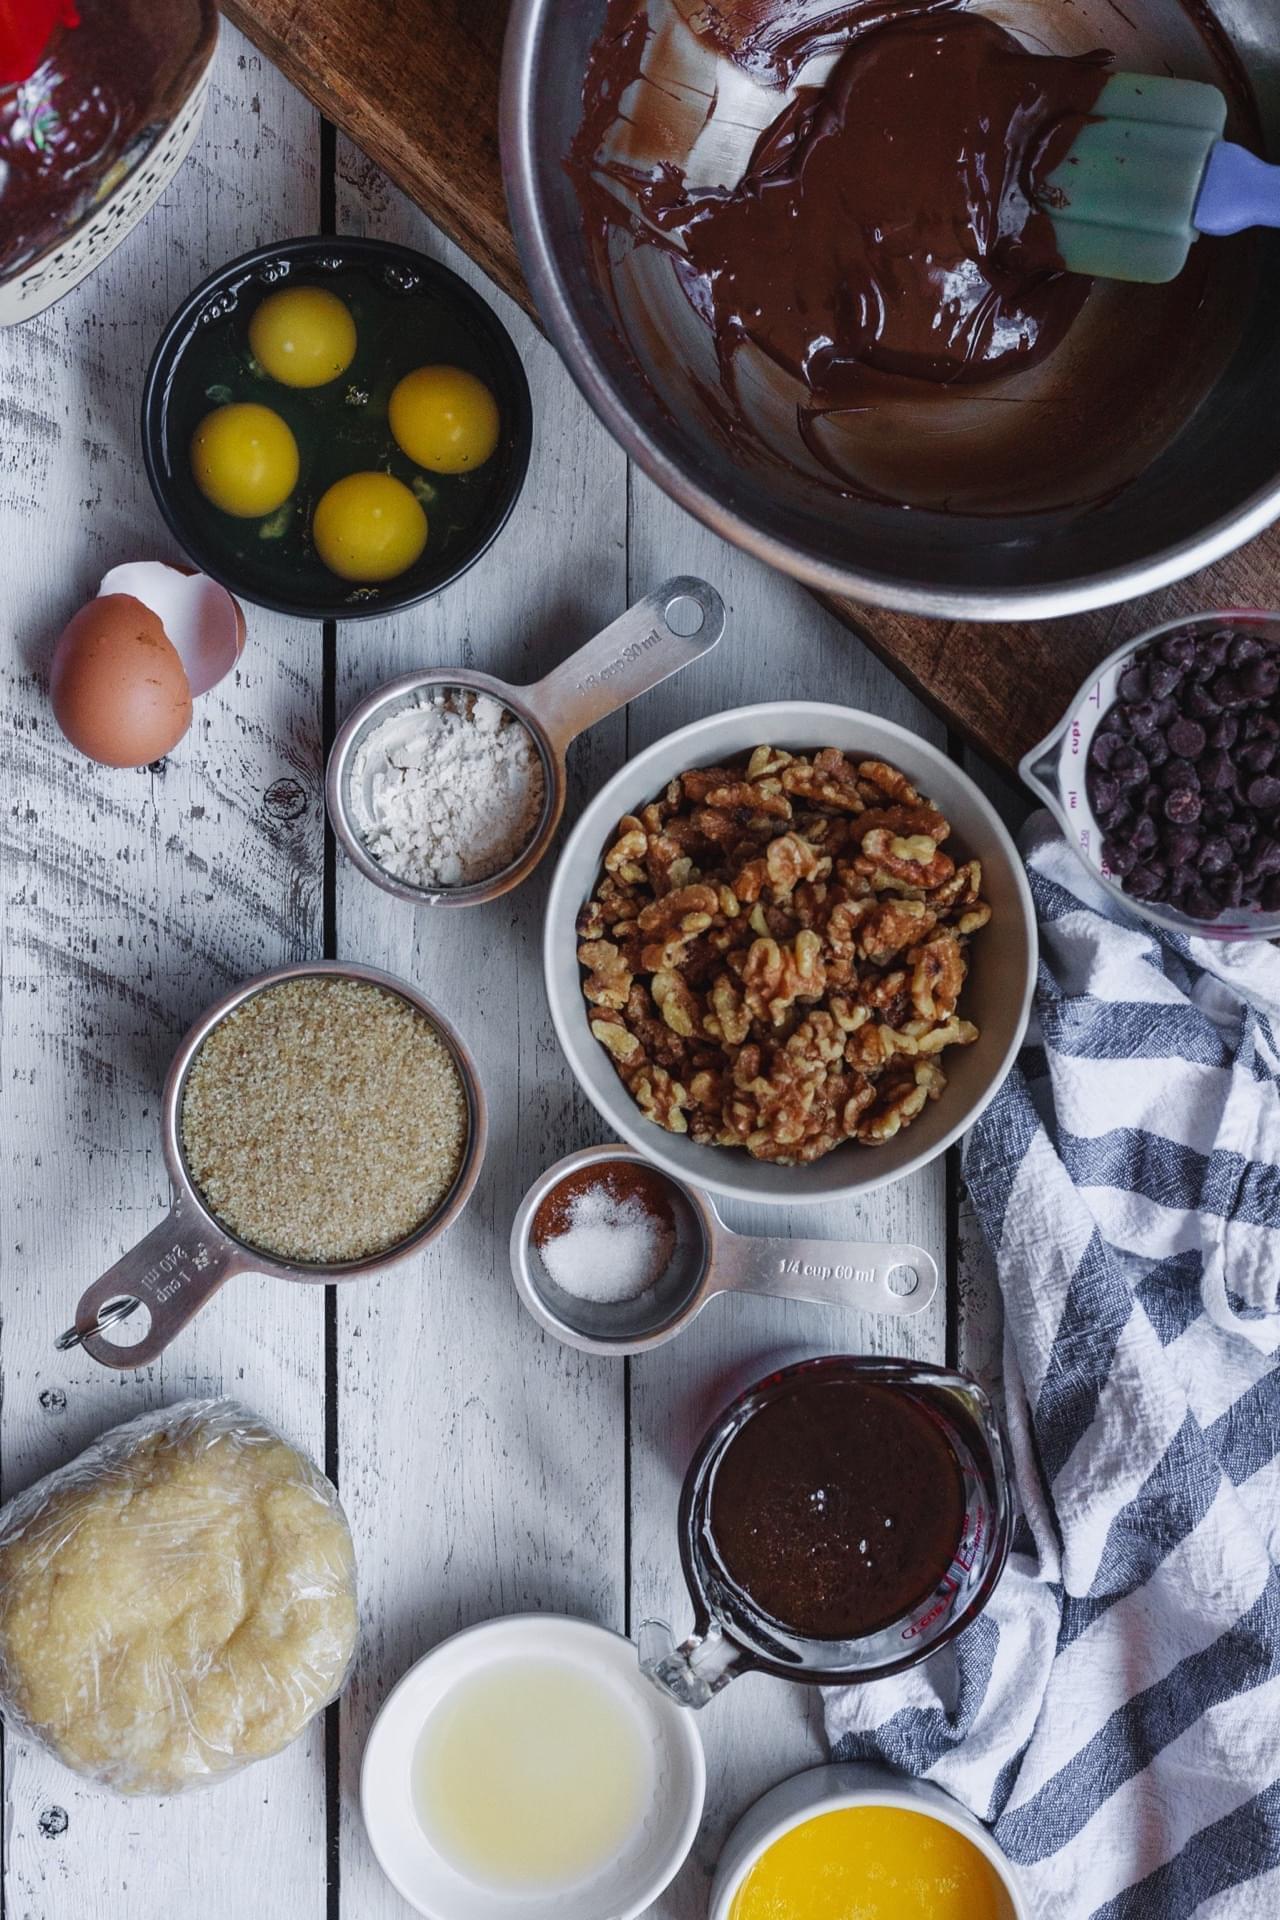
xmin=825 ymin=813 xmax=1280 ymax=1919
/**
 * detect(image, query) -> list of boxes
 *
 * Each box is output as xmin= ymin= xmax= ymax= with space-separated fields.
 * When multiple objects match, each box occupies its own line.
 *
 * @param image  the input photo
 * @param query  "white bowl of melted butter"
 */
xmin=360 ymin=1614 xmax=705 ymax=1919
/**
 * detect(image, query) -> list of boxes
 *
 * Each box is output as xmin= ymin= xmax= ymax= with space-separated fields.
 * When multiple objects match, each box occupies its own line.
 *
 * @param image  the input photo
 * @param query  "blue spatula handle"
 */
xmin=1196 ymin=141 xmax=1280 ymax=237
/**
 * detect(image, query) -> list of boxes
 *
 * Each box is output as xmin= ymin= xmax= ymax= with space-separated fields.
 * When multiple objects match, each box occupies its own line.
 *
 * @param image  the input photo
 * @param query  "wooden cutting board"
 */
xmin=224 ymin=0 xmax=1280 ymax=775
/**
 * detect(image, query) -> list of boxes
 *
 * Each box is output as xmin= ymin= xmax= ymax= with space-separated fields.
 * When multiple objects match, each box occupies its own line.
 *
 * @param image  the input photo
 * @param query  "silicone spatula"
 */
xmin=1043 ymin=73 xmax=1280 ymax=284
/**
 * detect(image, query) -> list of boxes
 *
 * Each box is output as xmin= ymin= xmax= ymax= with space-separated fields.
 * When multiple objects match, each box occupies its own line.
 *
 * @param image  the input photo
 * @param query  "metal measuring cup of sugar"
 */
xmin=509 ymin=1144 xmax=939 ymax=1357
xmin=56 ymin=961 xmax=487 ymax=1370
xmin=325 ymin=577 xmax=725 ymax=907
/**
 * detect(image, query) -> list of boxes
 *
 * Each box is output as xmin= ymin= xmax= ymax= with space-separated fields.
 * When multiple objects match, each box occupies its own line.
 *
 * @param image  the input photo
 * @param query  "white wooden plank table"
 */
xmin=0 ymin=23 xmax=1006 ymax=1917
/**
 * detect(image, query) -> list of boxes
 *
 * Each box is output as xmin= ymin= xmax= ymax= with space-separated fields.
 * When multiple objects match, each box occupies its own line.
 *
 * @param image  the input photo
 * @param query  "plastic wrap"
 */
xmin=0 ymin=1398 xmax=357 ymax=1795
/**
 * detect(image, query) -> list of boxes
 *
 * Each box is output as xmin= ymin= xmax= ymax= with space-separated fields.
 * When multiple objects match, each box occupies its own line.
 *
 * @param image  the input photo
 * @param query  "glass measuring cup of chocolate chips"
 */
xmin=1022 ymin=610 xmax=1280 ymax=940
xmin=640 ymin=1356 xmax=1010 ymax=1705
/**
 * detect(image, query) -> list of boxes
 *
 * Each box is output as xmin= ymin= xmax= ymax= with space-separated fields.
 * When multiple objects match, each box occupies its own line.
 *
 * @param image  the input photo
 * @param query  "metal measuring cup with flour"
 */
xmin=325 ymin=579 xmax=725 ymax=906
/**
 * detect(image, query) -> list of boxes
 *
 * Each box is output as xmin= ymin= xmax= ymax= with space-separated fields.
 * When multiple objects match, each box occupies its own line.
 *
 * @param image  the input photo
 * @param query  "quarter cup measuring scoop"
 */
xmin=326 ymin=578 xmax=725 ymax=905
xmin=509 ymin=1145 xmax=939 ymax=1356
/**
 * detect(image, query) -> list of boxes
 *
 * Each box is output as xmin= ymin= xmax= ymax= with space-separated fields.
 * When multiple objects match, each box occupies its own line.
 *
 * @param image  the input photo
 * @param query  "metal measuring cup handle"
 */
xmin=58 ymin=1194 xmax=244 ymax=1368
xmin=519 ymin=577 xmax=725 ymax=753
xmin=704 ymin=1229 xmax=939 ymax=1319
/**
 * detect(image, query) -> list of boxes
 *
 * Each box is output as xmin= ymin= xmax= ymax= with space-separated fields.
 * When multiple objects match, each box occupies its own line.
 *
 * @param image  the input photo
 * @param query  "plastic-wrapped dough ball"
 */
xmin=0 ymin=1400 xmax=357 ymax=1794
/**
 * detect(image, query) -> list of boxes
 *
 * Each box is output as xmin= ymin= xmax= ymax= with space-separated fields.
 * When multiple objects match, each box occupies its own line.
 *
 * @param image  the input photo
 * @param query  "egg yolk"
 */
xmin=190 ymin=403 xmax=299 ymax=519
xmin=312 ymin=472 xmax=428 ymax=582
xmin=389 ymin=365 xmax=500 ymax=474
xmin=249 ymin=286 xmax=357 ymax=388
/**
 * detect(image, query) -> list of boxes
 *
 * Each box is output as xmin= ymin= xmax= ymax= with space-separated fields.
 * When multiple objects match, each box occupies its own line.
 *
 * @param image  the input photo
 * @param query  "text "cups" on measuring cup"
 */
xmin=509 ymin=1144 xmax=939 ymax=1357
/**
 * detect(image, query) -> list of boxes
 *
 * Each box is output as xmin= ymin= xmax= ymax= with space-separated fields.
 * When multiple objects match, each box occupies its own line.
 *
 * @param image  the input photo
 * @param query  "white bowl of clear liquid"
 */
xmin=359 ymin=1613 xmax=706 ymax=1920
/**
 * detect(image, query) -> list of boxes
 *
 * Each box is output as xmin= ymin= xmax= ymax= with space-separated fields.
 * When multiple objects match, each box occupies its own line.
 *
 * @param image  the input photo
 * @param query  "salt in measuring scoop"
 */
xmin=509 ymin=1144 xmax=939 ymax=1356
xmin=326 ymin=578 xmax=724 ymax=906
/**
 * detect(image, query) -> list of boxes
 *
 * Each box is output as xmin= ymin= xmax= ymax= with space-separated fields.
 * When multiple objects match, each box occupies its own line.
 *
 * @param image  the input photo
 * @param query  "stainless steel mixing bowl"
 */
xmin=501 ymin=0 xmax=1280 ymax=621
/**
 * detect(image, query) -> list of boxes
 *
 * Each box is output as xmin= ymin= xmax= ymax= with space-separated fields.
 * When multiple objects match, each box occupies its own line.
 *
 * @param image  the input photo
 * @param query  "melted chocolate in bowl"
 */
xmin=707 ymin=1375 xmax=967 ymax=1640
xmin=568 ymin=0 xmax=1259 ymax=515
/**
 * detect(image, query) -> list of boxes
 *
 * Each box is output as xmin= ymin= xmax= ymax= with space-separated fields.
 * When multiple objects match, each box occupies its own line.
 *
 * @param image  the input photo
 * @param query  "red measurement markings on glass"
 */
xmin=953 ymin=1504 xmax=988 ymax=1575
xmin=902 ymin=1577 xmax=959 ymax=1641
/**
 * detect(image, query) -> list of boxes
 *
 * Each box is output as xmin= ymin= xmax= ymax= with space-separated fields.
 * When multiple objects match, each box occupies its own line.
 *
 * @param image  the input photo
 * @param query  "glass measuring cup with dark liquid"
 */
xmin=640 ymin=1356 xmax=1010 ymax=1707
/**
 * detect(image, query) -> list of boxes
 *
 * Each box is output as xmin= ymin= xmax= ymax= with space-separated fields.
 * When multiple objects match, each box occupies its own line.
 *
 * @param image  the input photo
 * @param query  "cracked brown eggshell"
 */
xmin=49 ymin=562 xmax=246 ymax=767
xmin=51 ymin=593 xmax=193 ymax=767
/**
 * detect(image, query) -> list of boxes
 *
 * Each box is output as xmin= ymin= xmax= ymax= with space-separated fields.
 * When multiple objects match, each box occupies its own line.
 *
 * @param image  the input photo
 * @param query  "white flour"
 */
xmin=350 ymin=690 xmax=546 ymax=889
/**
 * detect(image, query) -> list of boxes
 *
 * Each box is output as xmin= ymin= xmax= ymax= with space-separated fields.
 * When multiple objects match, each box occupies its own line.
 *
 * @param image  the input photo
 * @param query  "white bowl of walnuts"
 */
xmin=544 ymin=702 xmax=1037 ymax=1206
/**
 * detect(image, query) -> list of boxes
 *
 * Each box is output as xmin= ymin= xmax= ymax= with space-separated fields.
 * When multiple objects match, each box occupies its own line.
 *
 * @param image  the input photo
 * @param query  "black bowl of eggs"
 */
xmin=141 ymin=236 xmax=532 ymax=619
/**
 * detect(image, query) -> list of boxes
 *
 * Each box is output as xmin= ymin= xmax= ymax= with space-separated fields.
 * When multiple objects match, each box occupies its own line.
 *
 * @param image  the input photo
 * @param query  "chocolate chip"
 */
xmin=1089 ymin=729 xmax=1125 ymax=771
xmin=1164 ymin=788 xmax=1202 ymax=825
xmin=1240 ymin=742 xmax=1275 ymax=776
xmin=1161 ymin=759 xmax=1199 ymax=792
xmin=1111 ymin=745 xmax=1149 ymax=787
xmin=1224 ymin=821 xmax=1255 ymax=854
xmin=1244 ymin=659 xmax=1280 ymax=701
xmin=1199 ymin=834 xmax=1232 ymax=874
xmin=1128 ymin=700 xmax=1162 ymax=736
xmin=1131 ymin=813 xmax=1159 ymax=854
xmin=1118 ymin=666 xmax=1149 ymax=702
xmin=1214 ymin=672 xmax=1254 ymax=710
xmin=1209 ymin=715 xmax=1240 ymax=750
xmin=1165 ymin=717 xmax=1206 ymax=759
xmin=1091 ymin=775 xmax=1120 ymax=817
xmin=1144 ymin=734 xmax=1170 ymax=769
xmin=1185 ymin=883 xmax=1218 ymax=919
xmin=1250 ymin=837 xmax=1280 ymax=879
xmin=1163 ymin=827 xmax=1202 ymax=866
xmin=1160 ymin=634 xmax=1197 ymax=671
xmin=1247 ymin=775 xmax=1280 ymax=811
xmin=1128 ymin=864 xmax=1167 ymax=900
xmin=1229 ymin=634 xmax=1264 ymax=668
xmin=1186 ymin=681 xmax=1223 ymax=720
xmin=1146 ymin=662 xmax=1182 ymax=701
xmin=1200 ymin=752 xmax=1236 ymax=791
xmin=1102 ymin=836 xmax=1139 ymax=877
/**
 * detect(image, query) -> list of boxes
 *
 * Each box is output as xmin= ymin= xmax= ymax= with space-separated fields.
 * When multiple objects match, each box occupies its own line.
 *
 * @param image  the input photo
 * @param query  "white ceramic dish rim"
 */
xmin=358 ymin=1613 xmax=706 ymax=1920
xmin=543 ymin=700 xmax=1037 ymax=1206
xmin=707 ymin=1761 xmax=1032 ymax=1920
